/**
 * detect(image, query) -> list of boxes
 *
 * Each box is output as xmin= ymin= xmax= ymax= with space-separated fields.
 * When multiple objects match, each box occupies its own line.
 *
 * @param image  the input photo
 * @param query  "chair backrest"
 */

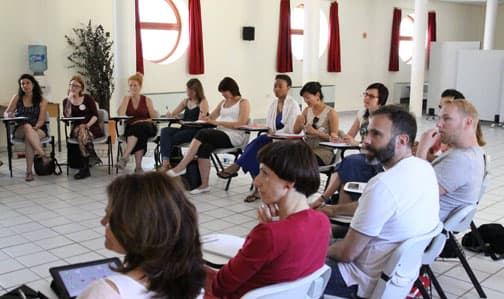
xmin=241 ymin=265 xmax=331 ymax=299
xmin=444 ymin=204 xmax=477 ymax=233
xmin=370 ymin=222 xmax=444 ymax=299
xmin=421 ymin=229 xmax=447 ymax=265
xmin=97 ymin=109 xmax=109 ymax=138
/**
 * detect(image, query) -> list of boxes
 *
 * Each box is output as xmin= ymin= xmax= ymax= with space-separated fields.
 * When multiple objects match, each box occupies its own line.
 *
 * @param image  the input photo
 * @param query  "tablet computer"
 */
xmin=49 ymin=257 xmax=121 ymax=299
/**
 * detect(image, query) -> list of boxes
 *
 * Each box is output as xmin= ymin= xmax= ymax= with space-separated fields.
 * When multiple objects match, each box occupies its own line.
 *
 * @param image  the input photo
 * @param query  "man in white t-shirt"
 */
xmin=416 ymin=98 xmax=485 ymax=221
xmin=324 ymin=105 xmax=440 ymax=298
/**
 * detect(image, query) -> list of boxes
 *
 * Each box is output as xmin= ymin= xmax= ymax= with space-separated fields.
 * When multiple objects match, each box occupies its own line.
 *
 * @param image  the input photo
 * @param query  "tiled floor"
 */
xmin=0 ymin=113 xmax=504 ymax=298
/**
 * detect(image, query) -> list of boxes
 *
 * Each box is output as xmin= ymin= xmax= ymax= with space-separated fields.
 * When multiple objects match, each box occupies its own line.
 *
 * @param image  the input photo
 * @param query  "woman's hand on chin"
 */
xmin=257 ymin=203 xmax=279 ymax=223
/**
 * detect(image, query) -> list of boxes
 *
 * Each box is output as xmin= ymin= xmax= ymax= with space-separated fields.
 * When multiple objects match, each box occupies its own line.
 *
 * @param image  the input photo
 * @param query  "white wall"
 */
xmin=0 ymin=0 xmax=488 ymax=121
xmin=496 ymin=4 xmax=504 ymax=50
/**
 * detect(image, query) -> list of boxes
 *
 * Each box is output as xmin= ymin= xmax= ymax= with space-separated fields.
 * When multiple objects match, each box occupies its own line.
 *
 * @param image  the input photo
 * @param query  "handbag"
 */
xmin=34 ymin=153 xmax=62 ymax=176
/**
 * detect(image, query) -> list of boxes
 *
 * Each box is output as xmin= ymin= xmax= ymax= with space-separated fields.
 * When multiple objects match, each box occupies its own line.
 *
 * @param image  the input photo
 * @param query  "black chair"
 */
xmin=63 ymin=109 xmax=113 ymax=175
xmin=3 ymin=112 xmax=55 ymax=177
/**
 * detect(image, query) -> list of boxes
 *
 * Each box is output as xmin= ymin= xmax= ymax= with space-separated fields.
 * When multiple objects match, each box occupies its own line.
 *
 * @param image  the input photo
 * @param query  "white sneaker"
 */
xmin=167 ymin=169 xmax=186 ymax=177
xmin=189 ymin=186 xmax=211 ymax=195
xmin=116 ymin=157 xmax=129 ymax=169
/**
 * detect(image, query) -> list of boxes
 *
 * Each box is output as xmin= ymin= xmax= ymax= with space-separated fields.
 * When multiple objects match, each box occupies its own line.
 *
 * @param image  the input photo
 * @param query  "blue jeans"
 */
xmin=236 ymin=134 xmax=273 ymax=177
xmin=160 ymin=127 xmax=198 ymax=161
xmin=325 ymin=257 xmax=360 ymax=298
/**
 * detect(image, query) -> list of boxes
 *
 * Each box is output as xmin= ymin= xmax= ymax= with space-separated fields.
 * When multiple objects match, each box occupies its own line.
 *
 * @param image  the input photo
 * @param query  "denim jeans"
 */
xmin=160 ymin=127 xmax=198 ymax=160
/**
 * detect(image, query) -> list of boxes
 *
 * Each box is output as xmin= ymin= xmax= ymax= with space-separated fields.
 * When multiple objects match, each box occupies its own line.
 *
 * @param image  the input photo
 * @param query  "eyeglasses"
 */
xmin=69 ymin=83 xmax=82 ymax=88
xmin=312 ymin=117 xmax=319 ymax=129
xmin=362 ymin=92 xmax=379 ymax=99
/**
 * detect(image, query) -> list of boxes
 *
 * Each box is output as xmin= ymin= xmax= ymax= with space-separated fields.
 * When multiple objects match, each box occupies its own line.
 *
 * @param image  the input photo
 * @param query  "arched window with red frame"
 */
xmin=139 ymin=0 xmax=189 ymax=64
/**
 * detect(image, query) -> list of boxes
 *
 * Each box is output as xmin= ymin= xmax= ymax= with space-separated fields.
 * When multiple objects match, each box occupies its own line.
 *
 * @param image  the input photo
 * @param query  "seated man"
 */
xmin=324 ymin=105 xmax=440 ymax=298
xmin=416 ymin=98 xmax=485 ymax=221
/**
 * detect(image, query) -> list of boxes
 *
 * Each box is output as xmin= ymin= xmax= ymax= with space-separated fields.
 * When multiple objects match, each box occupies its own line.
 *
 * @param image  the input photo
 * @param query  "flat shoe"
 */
xmin=217 ymin=170 xmax=238 ymax=179
xmin=167 ymin=169 xmax=186 ymax=177
xmin=189 ymin=187 xmax=211 ymax=195
xmin=244 ymin=194 xmax=260 ymax=202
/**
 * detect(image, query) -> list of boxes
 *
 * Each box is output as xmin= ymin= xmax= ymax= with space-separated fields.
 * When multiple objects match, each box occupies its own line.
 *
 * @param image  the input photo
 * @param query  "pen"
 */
xmin=17 ymin=289 xmax=28 ymax=299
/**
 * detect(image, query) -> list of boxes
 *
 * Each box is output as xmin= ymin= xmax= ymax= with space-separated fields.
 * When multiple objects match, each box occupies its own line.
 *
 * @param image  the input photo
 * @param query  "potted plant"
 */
xmin=65 ymin=20 xmax=114 ymax=112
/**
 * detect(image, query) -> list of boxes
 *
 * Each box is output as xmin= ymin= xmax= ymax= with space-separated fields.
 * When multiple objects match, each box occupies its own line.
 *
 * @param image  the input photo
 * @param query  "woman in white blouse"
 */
xmin=216 ymin=74 xmax=302 ymax=202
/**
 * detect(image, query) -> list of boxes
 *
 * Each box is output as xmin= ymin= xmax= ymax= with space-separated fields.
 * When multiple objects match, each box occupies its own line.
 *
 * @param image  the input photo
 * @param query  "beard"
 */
xmin=365 ymin=136 xmax=396 ymax=164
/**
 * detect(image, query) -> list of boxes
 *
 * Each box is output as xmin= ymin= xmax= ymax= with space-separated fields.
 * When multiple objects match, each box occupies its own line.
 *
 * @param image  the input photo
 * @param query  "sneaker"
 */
xmin=189 ymin=186 xmax=211 ymax=195
xmin=115 ymin=157 xmax=129 ymax=170
xmin=167 ymin=169 xmax=186 ymax=177
xmin=134 ymin=168 xmax=144 ymax=174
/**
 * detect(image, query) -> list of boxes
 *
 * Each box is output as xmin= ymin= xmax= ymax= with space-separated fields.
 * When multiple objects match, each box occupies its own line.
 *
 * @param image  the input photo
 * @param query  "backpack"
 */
xmin=34 ymin=153 xmax=62 ymax=176
xmin=462 ymin=223 xmax=504 ymax=260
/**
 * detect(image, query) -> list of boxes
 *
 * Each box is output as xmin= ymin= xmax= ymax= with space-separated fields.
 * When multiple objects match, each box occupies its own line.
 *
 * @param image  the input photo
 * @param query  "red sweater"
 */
xmin=211 ymin=209 xmax=330 ymax=299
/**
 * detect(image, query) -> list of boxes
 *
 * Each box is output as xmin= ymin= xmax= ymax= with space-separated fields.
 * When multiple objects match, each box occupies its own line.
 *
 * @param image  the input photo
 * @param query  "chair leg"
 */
xmin=414 ymin=277 xmax=431 ymax=299
xmin=449 ymin=233 xmax=487 ymax=298
xmin=116 ymin=141 xmax=122 ymax=174
xmin=66 ymin=142 xmax=70 ymax=176
xmin=7 ymin=140 xmax=13 ymax=177
xmin=425 ymin=266 xmax=448 ymax=299
xmin=107 ymin=138 xmax=112 ymax=174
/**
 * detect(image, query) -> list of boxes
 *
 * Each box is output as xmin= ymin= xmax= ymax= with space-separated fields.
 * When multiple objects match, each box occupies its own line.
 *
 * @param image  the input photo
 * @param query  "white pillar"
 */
xmin=483 ymin=0 xmax=498 ymax=50
xmin=302 ymin=0 xmax=320 ymax=83
xmin=112 ymin=0 xmax=136 ymax=114
xmin=409 ymin=0 xmax=428 ymax=117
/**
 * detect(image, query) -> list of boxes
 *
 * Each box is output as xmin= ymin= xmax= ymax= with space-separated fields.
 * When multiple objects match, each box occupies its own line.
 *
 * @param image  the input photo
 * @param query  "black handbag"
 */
xmin=34 ymin=153 xmax=62 ymax=176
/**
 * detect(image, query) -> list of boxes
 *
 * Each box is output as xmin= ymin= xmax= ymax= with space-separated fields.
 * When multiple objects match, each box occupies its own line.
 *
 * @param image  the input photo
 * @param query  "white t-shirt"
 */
xmin=338 ymin=156 xmax=440 ymax=298
xmin=78 ymin=274 xmax=204 ymax=299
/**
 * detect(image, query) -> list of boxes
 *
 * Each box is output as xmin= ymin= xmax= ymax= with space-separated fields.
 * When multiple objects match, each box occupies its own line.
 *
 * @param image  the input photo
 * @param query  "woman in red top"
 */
xmin=209 ymin=140 xmax=331 ymax=299
xmin=116 ymin=73 xmax=158 ymax=173
xmin=63 ymin=75 xmax=104 ymax=179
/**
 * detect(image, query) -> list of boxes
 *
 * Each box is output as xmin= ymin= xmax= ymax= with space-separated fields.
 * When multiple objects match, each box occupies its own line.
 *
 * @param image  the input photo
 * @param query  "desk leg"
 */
xmin=57 ymin=120 xmax=61 ymax=152
xmin=5 ymin=125 xmax=13 ymax=177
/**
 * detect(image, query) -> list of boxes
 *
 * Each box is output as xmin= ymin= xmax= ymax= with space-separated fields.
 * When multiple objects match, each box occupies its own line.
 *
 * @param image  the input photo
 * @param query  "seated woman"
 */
xmin=293 ymin=81 xmax=339 ymax=166
xmin=216 ymin=74 xmax=301 ymax=202
xmin=62 ymin=75 xmax=104 ymax=180
xmin=116 ymin=73 xmax=158 ymax=173
xmin=208 ymin=141 xmax=330 ymax=299
xmin=311 ymin=83 xmax=388 ymax=207
xmin=167 ymin=77 xmax=250 ymax=195
xmin=3 ymin=74 xmax=50 ymax=181
xmin=78 ymin=172 xmax=206 ymax=299
xmin=159 ymin=78 xmax=209 ymax=172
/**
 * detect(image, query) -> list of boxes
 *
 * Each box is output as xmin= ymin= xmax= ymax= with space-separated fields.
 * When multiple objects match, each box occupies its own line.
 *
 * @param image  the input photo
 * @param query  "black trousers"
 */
xmin=194 ymin=129 xmax=233 ymax=158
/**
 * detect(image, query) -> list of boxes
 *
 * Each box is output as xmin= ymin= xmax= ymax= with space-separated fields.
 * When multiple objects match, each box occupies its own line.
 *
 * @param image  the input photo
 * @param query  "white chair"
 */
xmin=412 ymin=228 xmax=448 ymax=299
xmin=65 ymin=109 xmax=113 ymax=174
xmin=369 ymin=222 xmax=444 ymax=299
xmin=242 ymin=265 xmax=331 ymax=299
xmin=115 ymin=118 xmax=160 ymax=173
xmin=5 ymin=112 xmax=55 ymax=177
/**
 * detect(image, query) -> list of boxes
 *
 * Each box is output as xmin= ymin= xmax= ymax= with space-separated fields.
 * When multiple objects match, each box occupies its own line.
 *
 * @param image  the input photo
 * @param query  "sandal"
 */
xmin=25 ymin=172 xmax=34 ymax=182
xmin=244 ymin=194 xmax=261 ymax=203
xmin=217 ymin=170 xmax=238 ymax=179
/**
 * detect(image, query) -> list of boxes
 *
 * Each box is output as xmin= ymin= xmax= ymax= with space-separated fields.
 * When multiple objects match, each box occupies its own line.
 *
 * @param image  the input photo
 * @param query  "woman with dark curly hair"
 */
xmin=3 ymin=74 xmax=49 ymax=181
xmin=78 ymin=172 xmax=206 ymax=299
